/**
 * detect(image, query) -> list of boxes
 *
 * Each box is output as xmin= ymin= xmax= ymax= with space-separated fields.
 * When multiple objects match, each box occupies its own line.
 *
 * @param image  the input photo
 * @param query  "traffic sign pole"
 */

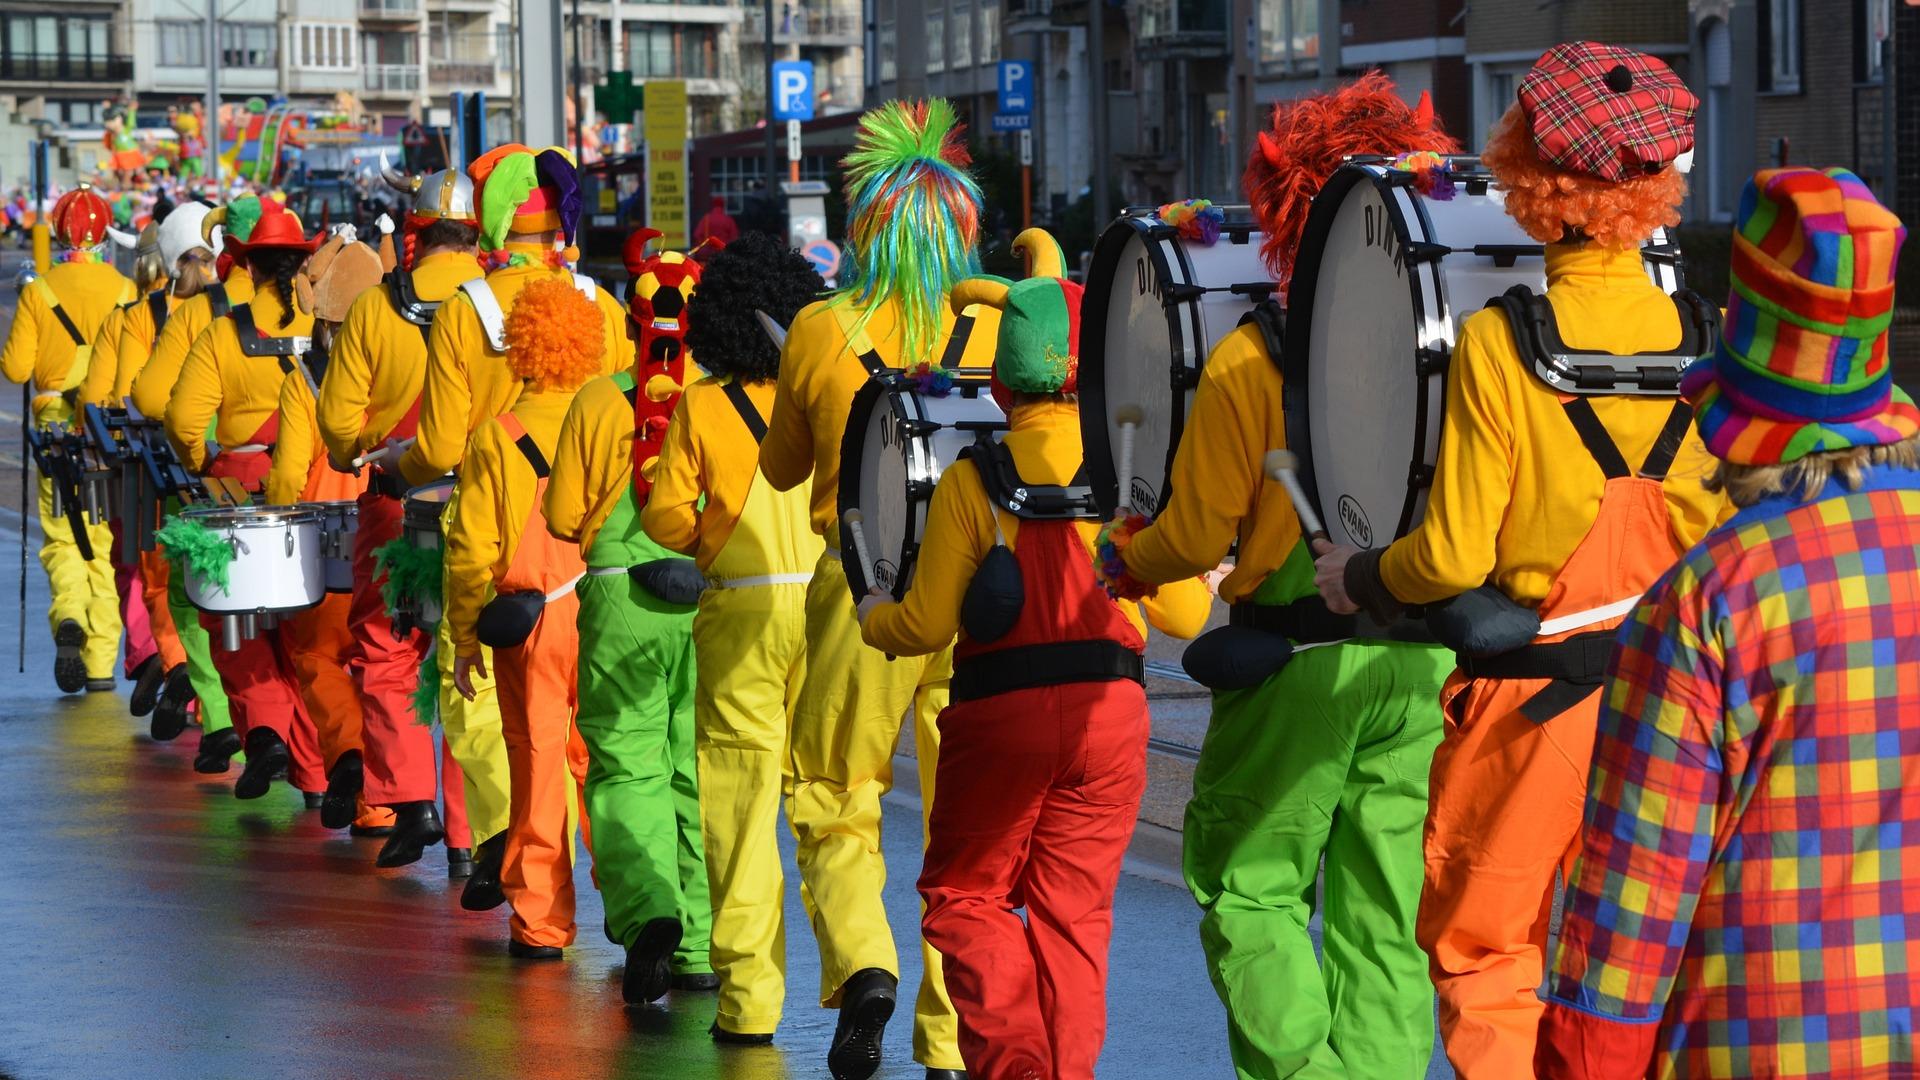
xmin=787 ymin=118 xmax=802 ymax=184
xmin=1019 ymin=129 xmax=1033 ymax=231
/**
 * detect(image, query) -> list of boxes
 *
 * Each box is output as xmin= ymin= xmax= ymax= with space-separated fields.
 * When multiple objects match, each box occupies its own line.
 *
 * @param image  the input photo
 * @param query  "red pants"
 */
xmin=199 ymin=614 xmax=325 ymax=791
xmin=442 ymin=733 xmax=471 ymax=848
xmin=919 ymin=679 xmax=1149 ymax=1080
xmin=347 ymin=490 xmax=437 ymax=806
xmin=109 ymin=520 xmax=157 ymax=677
xmin=497 ymin=591 xmax=589 ymax=948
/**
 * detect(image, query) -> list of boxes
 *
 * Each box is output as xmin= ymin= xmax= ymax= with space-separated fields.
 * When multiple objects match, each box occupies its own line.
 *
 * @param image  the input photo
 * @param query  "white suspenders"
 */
xmin=459 ymin=273 xmax=601 ymax=353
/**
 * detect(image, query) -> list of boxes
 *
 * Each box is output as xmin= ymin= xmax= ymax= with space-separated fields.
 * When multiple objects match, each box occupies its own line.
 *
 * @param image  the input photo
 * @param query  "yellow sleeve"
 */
xmin=640 ymin=393 xmax=702 ymax=557
xmin=267 ymin=374 xmax=315 ymax=506
xmin=398 ymin=297 xmax=471 ymax=486
xmin=1 ymin=285 xmax=43 ymax=386
xmin=166 ymin=325 xmax=223 ymax=474
xmin=544 ymin=388 xmax=594 ymax=544
xmin=444 ymin=425 xmax=507 ymax=657
xmin=115 ymin=299 xmax=155 ymax=402
xmin=1124 ymin=358 xmax=1264 ymax=585
xmin=862 ymin=459 xmax=991 ymax=656
xmin=1378 ymin=312 xmax=1516 ymax=604
xmin=758 ymin=323 xmax=817 ymax=493
xmin=319 ymin=293 xmax=379 ymax=465
xmin=78 ymin=308 xmax=122 ymax=408
xmin=134 ymin=301 xmax=197 ymax=419
xmin=1140 ymin=576 xmax=1213 ymax=640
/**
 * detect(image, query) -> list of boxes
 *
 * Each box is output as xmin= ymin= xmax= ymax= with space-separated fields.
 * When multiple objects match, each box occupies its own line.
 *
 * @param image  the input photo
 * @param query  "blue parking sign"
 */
xmin=772 ymin=61 xmax=815 ymax=121
xmin=997 ymin=61 xmax=1033 ymax=115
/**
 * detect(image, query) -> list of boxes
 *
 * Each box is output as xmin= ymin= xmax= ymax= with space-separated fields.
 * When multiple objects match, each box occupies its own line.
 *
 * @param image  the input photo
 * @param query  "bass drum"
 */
xmin=1080 ymin=207 xmax=1274 ymax=519
xmin=1284 ymin=159 xmax=1682 ymax=550
xmin=838 ymin=372 xmax=1006 ymax=602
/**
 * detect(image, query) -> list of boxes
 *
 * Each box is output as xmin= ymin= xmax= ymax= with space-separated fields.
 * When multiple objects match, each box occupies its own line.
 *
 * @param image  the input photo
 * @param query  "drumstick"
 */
xmin=352 ymin=436 xmax=416 ymax=469
xmin=1264 ymin=449 xmax=1328 ymax=542
xmin=1114 ymin=405 xmax=1144 ymax=513
xmin=843 ymin=510 xmax=880 ymax=591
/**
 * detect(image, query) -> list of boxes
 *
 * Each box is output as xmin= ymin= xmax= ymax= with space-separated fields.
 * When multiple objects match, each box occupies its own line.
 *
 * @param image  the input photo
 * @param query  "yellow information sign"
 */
xmin=644 ymin=80 xmax=689 ymax=248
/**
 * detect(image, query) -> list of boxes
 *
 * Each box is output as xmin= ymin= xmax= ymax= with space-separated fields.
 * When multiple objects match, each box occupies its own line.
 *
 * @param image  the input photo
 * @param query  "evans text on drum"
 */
xmin=1282 ymin=158 xmax=1683 ymax=550
xmin=176 ymin=505 xmax=329 ymax=616
xmin=1080 ymin=206 xmax=1276 ymax=519
xmin=837 ymin=372 xmax=1007 ymax=603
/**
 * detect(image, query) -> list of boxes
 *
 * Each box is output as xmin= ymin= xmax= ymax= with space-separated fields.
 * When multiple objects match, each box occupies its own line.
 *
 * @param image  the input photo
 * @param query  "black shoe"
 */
xmin=459 ymin=832 xmax=508 ymax=911
xmin=319 ymin=750 xmax=364 ymax=829
xmin=621 ymin=918 xmax=683 ymax=1006
xmin=446 ymin=847 xmax=473 ymax=880
xmin=374 ymin=801 xmax=445 ymax=867
xmin=302 ymin=791 xmax=324 ymax=810
xmin=152 ymin=666 xmax=195 ymax=742
xmin=671 ymin=972 xmax=720 ymax=992
xmin=926 ymin=1071 xmax=968 ymax=1080
xmin=233 ymin=729 xmax=291 ymax=800
xmin=349 ymin=822 xmax=395 ymax=837
xmin=128 ymin=655 xmax=165 ymax=716
xmin=53 ymin=620 xmax=86 ymax=694
xmin=828 ymin=968 xmax=898 ymax=1080
xmin=711 ymin=1023 xmax=774 ymax=1046
xmin=193 ymin=726 xmax=241 ymax=773
xmin=507 ymin=939 xmax=563 ymax=960
xmin=86 ymin=677 xmax=115 ymax=692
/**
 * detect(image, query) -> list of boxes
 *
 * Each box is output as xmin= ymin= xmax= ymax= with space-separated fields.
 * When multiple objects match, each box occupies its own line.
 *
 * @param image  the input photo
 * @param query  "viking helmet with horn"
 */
xmin=381 ymin=152 xmax=478 ymax=269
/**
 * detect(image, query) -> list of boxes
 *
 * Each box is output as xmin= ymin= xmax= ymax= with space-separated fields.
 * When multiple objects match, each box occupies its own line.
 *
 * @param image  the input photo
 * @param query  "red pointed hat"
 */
xmin=49 ymin=184 xmax=112 ymax=248
xmin=223 ymin=197 xmax=324 ymax=258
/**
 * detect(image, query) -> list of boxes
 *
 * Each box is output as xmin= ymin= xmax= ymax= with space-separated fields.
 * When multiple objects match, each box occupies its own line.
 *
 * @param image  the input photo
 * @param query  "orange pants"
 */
xmin=497 ymin=591 xmax=590 ymax=948
xmin=282 ymin=593 xmax=393 ymax=828
xmin=1418 ymin=672 xmax=1600 ymax=1080
xmin=139 ymin=549 xmax=187 ymax=671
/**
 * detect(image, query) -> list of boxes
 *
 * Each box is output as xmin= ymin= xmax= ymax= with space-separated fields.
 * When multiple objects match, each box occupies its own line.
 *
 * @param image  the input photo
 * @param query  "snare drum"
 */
xmin=1284 ymin=158 xmax=1683 ymax=550
xmin=1080 ymin=206 xmax=1275 ymax=518
xmin=399 ymin=480 xmax=456 ymax=627
xmin=176 ymin=505 xmax=327 ymax=615
xmin=837 ymin=372 xmax=1006 ymax=602
xmin=307 ymin=500 xmax=359 ymax=593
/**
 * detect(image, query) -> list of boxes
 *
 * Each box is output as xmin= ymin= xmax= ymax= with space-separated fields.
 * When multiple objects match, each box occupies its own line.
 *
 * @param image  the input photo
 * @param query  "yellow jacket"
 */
xmin=165 ymin=284 xmax=314 ymax=474
xmin=1377 ymin=245 xmax=1728 ymax=606
xmin=132 ymin=270 xmax=256 ymax=421
xmin=864 ymin=401 xmax=1212 ymax=657
xmin=545 ymin=370 xmax=636 ymax=557
xmin=317 ymin=251 xmax=484 ymax=466
xmin=77 ymin=303 xmax=128 ymax=409
xmin=759 ymin=295 xmax=1000 ymax=537
xmin=112 ymin=290 xmax=176 ymax=406
xmin=267 ymin=365 xmax=367 ymax=507
xmin=396 ymin=246 xmax=628 ymax=486
xmin=1 ymin=262 xmax=135 ymax=405
xmin=445 ymin=388 xmax=577 ymax=656
xmin=1121 ymin=324 xmax=1303 ymax=605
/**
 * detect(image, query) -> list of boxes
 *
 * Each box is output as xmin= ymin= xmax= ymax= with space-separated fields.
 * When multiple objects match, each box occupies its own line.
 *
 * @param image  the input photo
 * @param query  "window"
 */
xmin=951 ymin=3 xmax=973 ymax=70
xmin=221 ymin=22 xmax=277 ymax=69
xmin=1702 ymin=18 xmax=1737 ymax=220
xmin=293 ymin=23 xmax=357 ymax=71
xmin=928 ymin=11 xmax=945 ymax=73
xmin=1858 ymin=0 xmax=1889 ymax=83
xmin=980 ymin=2 xmax=1000 ymax=62
xmin=1760 ymin=0 xmax=1801 ymax=92
xmin=156 ymin=20 xmax=205 ymax=67
xmin=879 ymin=22 xmax=896 ymax=82
xmin=626 ymin=25 xmax=716 ymax=78
xmin=1259 ymin=0 xmax=1317 ymax=74
xmin=50 ymin=99 xmax=102 ymax=126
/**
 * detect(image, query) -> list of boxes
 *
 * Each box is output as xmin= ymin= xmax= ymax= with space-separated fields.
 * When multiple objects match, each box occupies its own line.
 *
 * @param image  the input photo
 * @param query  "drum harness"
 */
xmin=225 ymin=304 xmax=316 ymax=457
xmin=24 ymin=275 xmax=137 ymax=562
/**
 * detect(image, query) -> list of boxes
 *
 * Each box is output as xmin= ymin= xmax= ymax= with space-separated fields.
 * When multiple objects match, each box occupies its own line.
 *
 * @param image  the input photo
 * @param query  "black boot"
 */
xmin=128 ymin=655 xmax=166 ymax=717
xmin=233 ymin=729 xmax=291 ymax=800
xmin=446 ymin=847 xmax=473 ymax=880
xmin=374 ymin=801 xmax=445 ymax=868
xmin=710 ymin=1023 xmax=774 ymax=1046
xmin=302 ymin=791 xmax=324 ymax=810
xmin=152 ymin=665 xmax=195 ymax=742
xmin=507 ymin=939 xmax=563 ymax=960
xmin=319 ymin=749 xmax=364 ymax=829
xmin=459 ymin=832 xmax=508 ymax=911
xmin=621 ymin=918 xmax=683 ymax=1006
xmin=85 ymin=677 xmax=115 ymax=692
xmin=925 ymin=1071 xmax=969 ymax=1080
xmin=671 ymin=972 xmax=720 ymax=992
xmin=53 ymin=619 xmax=86 ymax=694
xmin=827 ymin=968 xmax=898 ymax=1080
xmin=193 ymin=726 xmax=241 ymax=773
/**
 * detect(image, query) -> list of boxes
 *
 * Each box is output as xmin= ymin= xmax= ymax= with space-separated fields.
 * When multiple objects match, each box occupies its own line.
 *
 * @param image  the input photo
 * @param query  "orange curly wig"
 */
xmin=1246 ymin=71 xmax=1461 ymax=286
xmin=1481 ymin=102 xmax=1687 ymax=251
xmin=505 ymin=278 xmax=606 ymax=392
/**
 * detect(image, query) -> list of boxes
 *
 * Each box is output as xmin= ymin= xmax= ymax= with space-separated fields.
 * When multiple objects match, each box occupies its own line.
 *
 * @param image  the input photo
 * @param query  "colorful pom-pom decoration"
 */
xmin=905 ymin=362 xmax=956 ymax=398
xmin=1094 ymin=513 xmax=1158 ymax=601
xmin=52 ymin=246 xmax=106 ymax=265
xmin=1391 ymin=151 xmax=1457 ymax=201
xmin=1158 ymin=198 xmax=1225 ymax=246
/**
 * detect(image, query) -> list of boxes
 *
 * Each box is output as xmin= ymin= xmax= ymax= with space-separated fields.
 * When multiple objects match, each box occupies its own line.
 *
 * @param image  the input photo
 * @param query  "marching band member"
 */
xmin=163 ymin=198 xmax=334 ymax=803
xmin=393 ymin=144 xmax=627 ymax=907
xmin=1094 ymin=75 xmax=1463 ymax=1079
xmin=757 ymin=99 xmax=996 ymax=1080
xmin=2 ymin=182 xmax=134 ymax=694
xmin=316 ymin=169 xmax=484 ymax=873
xmin=266 ymin=235 xmax=394 ymax=835
xmin=863 ymin=271 xmax=1209 ymax=1080
xmin=444 ymin=279 xmax=599 ymax=958
xmin=1313 ymin=44 xmax=1728 ymax=1076
xmin=640 ymin=232 xmax=825 ymax=1037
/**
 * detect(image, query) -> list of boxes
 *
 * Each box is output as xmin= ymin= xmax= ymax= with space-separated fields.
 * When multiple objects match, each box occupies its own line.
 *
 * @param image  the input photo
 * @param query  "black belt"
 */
xmin=1458 ymin=630 xmax=1615 ymax=724
xmin=1229 ymin=596 xmax=1438 ymax=646
xmin=951 ymin=639 xmax=1144 ymax=703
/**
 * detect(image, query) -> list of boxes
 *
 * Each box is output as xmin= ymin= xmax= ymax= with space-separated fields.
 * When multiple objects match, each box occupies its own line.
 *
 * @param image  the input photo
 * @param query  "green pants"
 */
xmin=1184 ymin=639 xmax=1450 ymax=1079
xmin=167 ymin=570 xmax=232 ymax=737
xmin=575 ymin=572 xmax=711 ymax=973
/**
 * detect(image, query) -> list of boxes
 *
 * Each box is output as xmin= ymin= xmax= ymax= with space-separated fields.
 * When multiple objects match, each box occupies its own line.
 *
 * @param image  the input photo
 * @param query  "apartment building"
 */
xmin=0 ymin=1 xmax=133 ymax=127
xmin=1464 ymin=0 xmax=1689 ymax=144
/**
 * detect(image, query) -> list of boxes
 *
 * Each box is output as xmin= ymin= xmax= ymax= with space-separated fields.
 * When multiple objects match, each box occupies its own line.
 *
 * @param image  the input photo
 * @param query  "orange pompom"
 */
xmin=504 ymin=278 xmax=606 ymax=392
xmin=1480 ymin=103 xmax=1687 ymax=251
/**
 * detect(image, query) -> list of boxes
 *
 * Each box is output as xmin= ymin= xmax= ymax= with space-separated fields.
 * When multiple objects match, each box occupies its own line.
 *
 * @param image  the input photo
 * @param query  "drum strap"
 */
xmin=32 ymin=279 xmax=87 ymax=347
xmin=1236 ymin=300 xmax=1287 ymax=374
xmin=1560 ymin=398 xmax=1694 ymax=481
xmin=962 ymin=436 xmax=1098 ymax=520
xmin=147 ymin=289 xmax=170 ymax=336
xmin=828 ymin=301 xmax=982 ymax=373
xmin=207 ymin=282 xmax=230 ymax=320
xmin=1490 ymin=285 xmax=1719 ymax=395
xmin=385 ymin=269 xmax=439 ymax=344
xmin=496 ymin=414 xmax=551 ymax=479
xmin=951 ymin=639 xmax=1143 ymax=703
xmin=228 ymin=305 xmax=311 ymax=359
xmin=721 ymin=380 xmax=768 ymax=444
xmin=940 ymin=311 xmax=976 ymax=369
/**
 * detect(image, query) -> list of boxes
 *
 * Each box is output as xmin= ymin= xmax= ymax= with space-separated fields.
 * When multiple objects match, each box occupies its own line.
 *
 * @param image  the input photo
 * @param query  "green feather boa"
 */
xmin=413 ymin=644 xmax=439 ymax=728
xmin=156 ymin=515 xmax=235 ymax=594
xmin=375 ymin=537 xmax=443 ymax=617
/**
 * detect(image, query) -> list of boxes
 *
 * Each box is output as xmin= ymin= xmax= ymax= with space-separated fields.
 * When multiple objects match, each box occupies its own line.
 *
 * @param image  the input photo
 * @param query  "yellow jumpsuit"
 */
xmin=644 ymin=375 xmax=823 ymax=1037
xmin=1 ymin=261 xmax=135 ymax=679
xmin=131 ymin=270 xmax=254 ymax=423
xmin=756 ymin=295 xmax=997 ymax=1070
xmin=395 ymin=243 xmax=628 ymax=848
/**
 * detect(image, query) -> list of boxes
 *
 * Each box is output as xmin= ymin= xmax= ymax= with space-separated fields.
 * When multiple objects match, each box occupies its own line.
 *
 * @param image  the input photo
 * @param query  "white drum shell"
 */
xmin=178 ymin=508 xmax=327 ymax=615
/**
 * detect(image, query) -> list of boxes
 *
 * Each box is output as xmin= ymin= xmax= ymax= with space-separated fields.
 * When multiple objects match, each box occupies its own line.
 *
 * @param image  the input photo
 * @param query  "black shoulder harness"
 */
xmin=226 ymin=305 xmax=310 ymax=374
xmin=207 ymin=282 xmax=231 ymax=320
xmin=385 ymin=269 xmax=440 ymax=342
xmin=962 ymin=434 xmax=1100 ymax=521
xmin=147 ymin=290 xmax=170 ymax=335
xmin=1487 ymin=285 xmax=1719 ymax=396
xmin=1236 ymin=298 xmax=1287 ymax=376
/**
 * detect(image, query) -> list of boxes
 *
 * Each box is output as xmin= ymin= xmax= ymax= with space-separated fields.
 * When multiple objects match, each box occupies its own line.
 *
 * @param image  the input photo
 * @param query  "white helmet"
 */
xmin=159 ymin=202 xmax=221 ymax=268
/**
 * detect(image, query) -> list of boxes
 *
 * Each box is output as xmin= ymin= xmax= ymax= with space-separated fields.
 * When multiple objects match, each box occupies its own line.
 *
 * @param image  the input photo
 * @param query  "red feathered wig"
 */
xmin=1480 ymin=102 xmax=1687 ymax=252
xmin=1246 ymin=72 xmax=1460 ymax=286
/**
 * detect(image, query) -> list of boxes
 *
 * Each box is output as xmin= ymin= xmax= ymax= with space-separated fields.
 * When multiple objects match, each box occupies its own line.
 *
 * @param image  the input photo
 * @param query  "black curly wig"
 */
xmin=685 ymin=230 xmax=825 ymax=384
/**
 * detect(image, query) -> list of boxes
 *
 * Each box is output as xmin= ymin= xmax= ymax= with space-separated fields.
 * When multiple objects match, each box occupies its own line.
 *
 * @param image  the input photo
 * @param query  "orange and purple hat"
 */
xmin=1681 ymin=167 xmax=1916 ymax=465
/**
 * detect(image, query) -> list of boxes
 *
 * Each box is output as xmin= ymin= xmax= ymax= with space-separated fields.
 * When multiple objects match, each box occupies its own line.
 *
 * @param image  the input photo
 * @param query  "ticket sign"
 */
xmin=645 ymin=80 xmax=689 ymax=248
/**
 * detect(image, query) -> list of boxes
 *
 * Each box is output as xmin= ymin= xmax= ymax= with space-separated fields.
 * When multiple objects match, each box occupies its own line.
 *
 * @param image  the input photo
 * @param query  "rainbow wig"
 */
xmin=832 ymin=99 xmax=983 ymax=367
xmin=505 ymin=278 xmax=605 ymax=392
xmin=1245 ymin=72 xmax=1460 ymax=286
xmin=1480 ymin=102 xmax=1686 ymax=252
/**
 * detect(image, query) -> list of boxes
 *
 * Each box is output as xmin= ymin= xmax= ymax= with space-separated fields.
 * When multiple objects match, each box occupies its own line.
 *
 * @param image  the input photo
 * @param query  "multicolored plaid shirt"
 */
xmin=1537 ymin=467 xmax=1920 ymax=1079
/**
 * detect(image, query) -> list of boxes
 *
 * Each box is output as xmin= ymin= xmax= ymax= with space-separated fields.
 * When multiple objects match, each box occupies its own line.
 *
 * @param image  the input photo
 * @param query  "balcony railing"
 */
xmin=1134 ymin=0 xmax=1229 ymax=57
xmin=429 ymin=59 xmax=499 ymax=87
xmin=0 ymin=54 xmax=133 ymax=83
xmin=360 ymin=0 xmax=424 ymax=20
xmin=363 ymin=63 xmax=422 ymax=94
xmin=742 ymin=7 xmax=861 ymax=44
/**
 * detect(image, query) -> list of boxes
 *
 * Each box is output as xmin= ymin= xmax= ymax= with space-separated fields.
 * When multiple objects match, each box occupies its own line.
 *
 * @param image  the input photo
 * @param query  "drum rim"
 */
xmin=179 ymin=505 xmax=324 ymax=526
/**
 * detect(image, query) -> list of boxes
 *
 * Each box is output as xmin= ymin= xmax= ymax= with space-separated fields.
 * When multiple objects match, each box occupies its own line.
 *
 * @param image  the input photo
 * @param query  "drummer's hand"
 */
xmin=1311 ymin=539 xmax=1361 ymax=615
xmin=326 ymin=451 xmax=357 ymax=475
xmin=452 ymin=652 xmax=486 ymax=701
xmin=1203 ymin=561 xmax=1232 ymax=596
xmin=856 ymin=587 xmax=887 ymax=626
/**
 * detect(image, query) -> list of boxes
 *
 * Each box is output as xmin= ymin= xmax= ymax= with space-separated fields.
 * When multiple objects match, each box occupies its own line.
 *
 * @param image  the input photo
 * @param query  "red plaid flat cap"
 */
xmin=1517 ymin=41 xmax=1697 ymax=182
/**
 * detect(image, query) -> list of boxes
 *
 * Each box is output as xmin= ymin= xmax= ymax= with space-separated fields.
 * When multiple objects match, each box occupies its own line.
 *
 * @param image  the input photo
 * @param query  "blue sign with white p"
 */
xmin=772 ymin=60 xmax=815 ymax=121
xmin=997 ymin=60 xmax=1033 ymax=115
